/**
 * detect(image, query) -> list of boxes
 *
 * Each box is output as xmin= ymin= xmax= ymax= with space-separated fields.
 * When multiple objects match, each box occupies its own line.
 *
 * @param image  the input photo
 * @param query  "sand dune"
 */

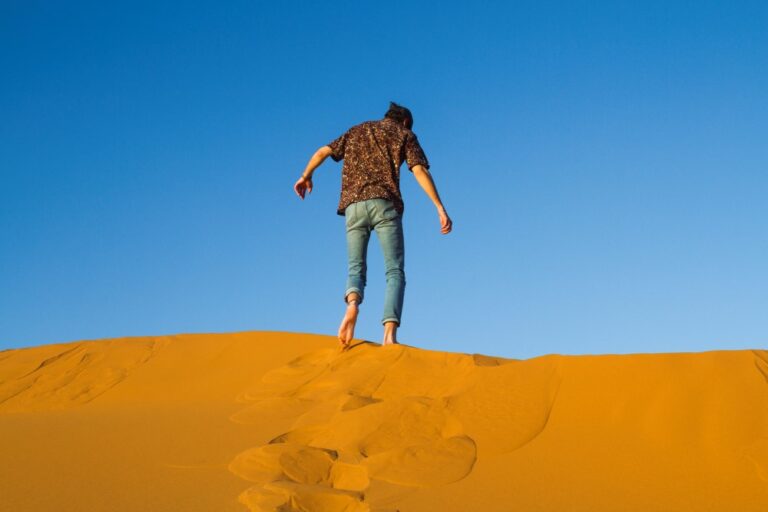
xmin=1 ymin=332 xmax=767 ymax=511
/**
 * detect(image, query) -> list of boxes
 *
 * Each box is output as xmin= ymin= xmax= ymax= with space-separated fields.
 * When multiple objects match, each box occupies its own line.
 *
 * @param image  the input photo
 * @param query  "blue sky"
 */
xmin=1 ymin=1 xmax=766 ymax=358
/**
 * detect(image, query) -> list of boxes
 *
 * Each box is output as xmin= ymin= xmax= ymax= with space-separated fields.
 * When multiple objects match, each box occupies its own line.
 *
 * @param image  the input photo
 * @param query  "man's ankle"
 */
xmin=346 ymin=292 xmax=361 ymax=307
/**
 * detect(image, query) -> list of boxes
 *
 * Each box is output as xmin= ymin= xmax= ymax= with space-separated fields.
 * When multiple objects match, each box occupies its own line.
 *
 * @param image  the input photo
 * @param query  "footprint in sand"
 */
xmin=227 ymin=344 xmax=477 ymax=511
xmin=228 ymin=342 xmax=560 ymax=512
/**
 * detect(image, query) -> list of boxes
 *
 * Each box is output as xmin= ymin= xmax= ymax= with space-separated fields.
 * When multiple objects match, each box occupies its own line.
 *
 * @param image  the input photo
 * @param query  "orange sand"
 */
xmin=1 ymin=331 xmax=766 ymax=511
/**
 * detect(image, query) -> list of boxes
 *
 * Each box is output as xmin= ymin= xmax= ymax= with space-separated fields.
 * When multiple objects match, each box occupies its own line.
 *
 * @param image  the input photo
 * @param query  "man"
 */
xmin=293 ymin=102 xmax=452 ymax=348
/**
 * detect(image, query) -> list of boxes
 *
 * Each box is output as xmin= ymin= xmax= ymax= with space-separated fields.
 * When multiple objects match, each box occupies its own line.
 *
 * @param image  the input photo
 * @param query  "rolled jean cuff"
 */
xmin=382 ymin=317 xmax=400 ymax=326
xmin=344 ymin=287 xmax=364 ymax=304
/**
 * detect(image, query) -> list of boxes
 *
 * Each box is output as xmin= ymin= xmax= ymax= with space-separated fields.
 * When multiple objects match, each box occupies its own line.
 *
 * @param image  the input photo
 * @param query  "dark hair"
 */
xmin=384 ymin=102 xmax=413 ymax=129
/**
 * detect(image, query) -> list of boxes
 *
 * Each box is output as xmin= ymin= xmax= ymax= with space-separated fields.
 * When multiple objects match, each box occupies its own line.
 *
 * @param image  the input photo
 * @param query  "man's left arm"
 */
xmin=294 ymin=145 xmax=332 ymax=200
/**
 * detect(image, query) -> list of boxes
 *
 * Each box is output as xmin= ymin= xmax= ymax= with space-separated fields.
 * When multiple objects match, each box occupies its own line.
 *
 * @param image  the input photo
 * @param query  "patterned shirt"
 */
xmin=327 ymin=117 xmax=430 ymax=216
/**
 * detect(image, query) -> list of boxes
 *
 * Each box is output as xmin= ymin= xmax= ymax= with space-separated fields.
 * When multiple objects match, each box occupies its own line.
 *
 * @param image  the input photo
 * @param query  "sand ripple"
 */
xmin=0 ymin=338 xmax=168 ymax=412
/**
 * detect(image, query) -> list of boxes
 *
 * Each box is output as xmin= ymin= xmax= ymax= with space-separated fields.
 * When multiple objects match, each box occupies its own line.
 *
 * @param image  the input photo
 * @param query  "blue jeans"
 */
xmin=344 ymin=198 xmax=405 ymax=326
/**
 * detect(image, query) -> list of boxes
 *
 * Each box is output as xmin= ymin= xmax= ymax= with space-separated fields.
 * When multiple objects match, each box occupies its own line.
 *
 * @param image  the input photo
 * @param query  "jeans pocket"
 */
xmin=379 ymin=199 xmax=399 ymax=221
xmin=344 ymin=202 xmax=356 ymax=228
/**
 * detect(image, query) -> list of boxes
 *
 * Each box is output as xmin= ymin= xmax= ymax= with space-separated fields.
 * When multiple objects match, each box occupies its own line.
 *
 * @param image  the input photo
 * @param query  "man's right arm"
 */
xmin=294 ymin=145 xmax=332 ymax=200
xmin=411 ymin=164 xmax=452 ymax=234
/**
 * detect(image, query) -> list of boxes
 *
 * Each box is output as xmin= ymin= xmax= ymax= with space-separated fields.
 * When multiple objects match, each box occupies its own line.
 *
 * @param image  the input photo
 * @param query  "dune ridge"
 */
xmin=1 ymin=332 xmax=767 ymax=511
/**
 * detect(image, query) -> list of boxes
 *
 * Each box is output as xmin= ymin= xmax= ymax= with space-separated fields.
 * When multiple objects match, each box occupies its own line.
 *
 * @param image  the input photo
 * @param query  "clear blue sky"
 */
xmin=1 ymin=1 xmax=766 ymax=358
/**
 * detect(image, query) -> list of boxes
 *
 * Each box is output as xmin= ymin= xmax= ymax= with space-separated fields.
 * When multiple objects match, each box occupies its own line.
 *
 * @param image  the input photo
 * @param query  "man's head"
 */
xmin=384 ymin=102 xmax=413 ymax=130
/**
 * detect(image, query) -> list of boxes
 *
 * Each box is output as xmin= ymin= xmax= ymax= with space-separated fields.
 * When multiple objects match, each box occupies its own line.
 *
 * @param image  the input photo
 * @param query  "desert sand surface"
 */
xmin=1 ymin=331 xmax=767 ymax=511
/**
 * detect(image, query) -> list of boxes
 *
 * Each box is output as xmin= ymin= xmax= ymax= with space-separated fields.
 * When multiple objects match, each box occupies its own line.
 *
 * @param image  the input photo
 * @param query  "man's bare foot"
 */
xmin=382 ymin=321 xmax=399 ymax=346
xmin=338 ymin=302 xmax=359 ymax=348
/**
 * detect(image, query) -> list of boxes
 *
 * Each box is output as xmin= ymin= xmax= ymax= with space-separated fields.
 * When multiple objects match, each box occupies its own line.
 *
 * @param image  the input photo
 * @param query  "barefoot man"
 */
xmin=294 ymin=102 xmax=452 ymax=348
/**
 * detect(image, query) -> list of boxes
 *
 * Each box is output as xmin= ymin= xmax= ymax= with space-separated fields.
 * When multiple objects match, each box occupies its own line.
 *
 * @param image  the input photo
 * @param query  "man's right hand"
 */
xmin=438 ymin=207 xmax=452 ymax=234
xmin=294 ymin=176 xmax=313 ymax=199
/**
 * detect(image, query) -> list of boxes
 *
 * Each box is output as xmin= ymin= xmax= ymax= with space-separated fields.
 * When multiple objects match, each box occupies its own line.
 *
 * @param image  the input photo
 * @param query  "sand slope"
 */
xmin=1 ymin=332 xmax=766 ymax=511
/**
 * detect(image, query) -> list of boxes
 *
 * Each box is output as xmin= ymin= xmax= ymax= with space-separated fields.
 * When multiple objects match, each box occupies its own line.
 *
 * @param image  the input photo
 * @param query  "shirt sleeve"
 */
xmin=327 ymin=131 xmax=349 ymax=162
xmin=404 ymin=132 xmax=429 ymax=171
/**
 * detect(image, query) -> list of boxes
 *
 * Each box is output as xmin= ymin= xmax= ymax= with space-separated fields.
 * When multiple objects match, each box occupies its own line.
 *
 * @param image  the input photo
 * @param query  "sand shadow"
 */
xmin=340 ymin=340 xmax=375 ymax=352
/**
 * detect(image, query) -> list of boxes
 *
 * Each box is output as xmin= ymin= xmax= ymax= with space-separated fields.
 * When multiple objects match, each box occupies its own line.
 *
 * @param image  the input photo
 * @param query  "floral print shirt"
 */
xmin=327 ymin=117 xmax=430 ymax=216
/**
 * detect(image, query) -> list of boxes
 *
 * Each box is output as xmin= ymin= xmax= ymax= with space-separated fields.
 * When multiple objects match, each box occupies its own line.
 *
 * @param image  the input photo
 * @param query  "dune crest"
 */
xmin=1 ymin=332 xmax=767 ymax=511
